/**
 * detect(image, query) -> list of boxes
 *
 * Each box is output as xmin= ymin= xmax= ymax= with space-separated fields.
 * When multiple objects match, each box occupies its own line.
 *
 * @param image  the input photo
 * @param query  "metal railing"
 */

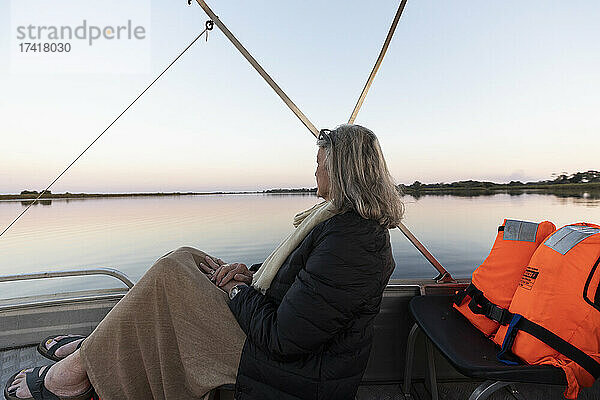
xmin=0 ymin=267 xmax=134 ymax=289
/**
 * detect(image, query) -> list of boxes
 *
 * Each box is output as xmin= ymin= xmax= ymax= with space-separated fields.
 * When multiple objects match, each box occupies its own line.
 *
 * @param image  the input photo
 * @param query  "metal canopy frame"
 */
xmin=195 ymin=1 xmax=319 ymax=138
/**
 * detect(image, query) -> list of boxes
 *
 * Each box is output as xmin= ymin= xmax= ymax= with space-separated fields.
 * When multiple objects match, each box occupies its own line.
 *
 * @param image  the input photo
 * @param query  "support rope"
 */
xmin=0 ymin=21 xmax=214 ymax=238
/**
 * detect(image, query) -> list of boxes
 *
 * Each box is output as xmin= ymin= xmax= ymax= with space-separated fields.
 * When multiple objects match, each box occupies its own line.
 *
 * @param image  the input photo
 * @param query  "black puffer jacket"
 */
xmin=228 ymin=210 xmax=395 ymax=400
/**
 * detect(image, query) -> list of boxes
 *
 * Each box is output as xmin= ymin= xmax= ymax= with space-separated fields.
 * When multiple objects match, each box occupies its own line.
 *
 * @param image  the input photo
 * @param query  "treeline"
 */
xmin=263 ymin=188 xmax=317 ymax=193
xmin=3 ymin=191 xmax=212 ymax=200
xmin=551 ymin=170 xmax=600 ymax=184
xmin=20 ymin=190 xmax=52 ymax=196
xmin=401 ymin=170 xmax=600 ymax=193
xmin=1 ymin=189 xmax=318 ymax=200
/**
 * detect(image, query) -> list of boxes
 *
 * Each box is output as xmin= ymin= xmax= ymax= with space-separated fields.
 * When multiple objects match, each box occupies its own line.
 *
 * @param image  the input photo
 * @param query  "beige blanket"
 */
xmin=251 ymin=200 xmax=338 ymax=293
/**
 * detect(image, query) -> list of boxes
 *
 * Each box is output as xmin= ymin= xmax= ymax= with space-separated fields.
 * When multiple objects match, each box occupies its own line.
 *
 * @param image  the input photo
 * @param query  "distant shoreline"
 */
xmin=0 ymin=188 xmax=318 ymax=201
xmin=401 ymin=182 xmax=600 ymax=195
xmin=2 ymin=182 xmax=600 ymax=202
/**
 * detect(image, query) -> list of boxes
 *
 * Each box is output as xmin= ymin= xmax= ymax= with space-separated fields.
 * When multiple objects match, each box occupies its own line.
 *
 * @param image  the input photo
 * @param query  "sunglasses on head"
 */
xmin=318 ymin=129 xmax=336 ymax=145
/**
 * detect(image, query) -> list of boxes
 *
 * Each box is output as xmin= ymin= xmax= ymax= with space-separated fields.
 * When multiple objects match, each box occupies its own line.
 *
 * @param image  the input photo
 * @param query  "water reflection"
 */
xmin=20 ymin=199 xmax=52 ymax=206
xmin=1 ymin=193 xmax=599 ymax=299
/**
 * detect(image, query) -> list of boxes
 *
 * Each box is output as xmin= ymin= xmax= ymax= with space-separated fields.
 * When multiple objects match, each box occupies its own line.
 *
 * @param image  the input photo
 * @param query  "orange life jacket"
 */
xmin=493 ymin=223 xmax=600 ymax=399
xmin=454 ymin=219 xmax=556 ymax=337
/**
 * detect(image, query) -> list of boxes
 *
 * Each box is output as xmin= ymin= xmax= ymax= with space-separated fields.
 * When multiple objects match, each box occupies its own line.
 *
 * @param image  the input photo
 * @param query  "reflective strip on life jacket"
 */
xmin=543 ymin=224 xmax=600 ymax=255
xmin=453 ymin=219 xmax=556 ymax=337
xmin=501 ymin=219 xmax=540 ymax=242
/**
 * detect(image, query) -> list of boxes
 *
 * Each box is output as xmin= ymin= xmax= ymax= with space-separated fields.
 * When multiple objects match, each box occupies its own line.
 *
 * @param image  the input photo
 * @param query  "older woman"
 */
xmin=5 ymin=124 xmax=403 ymax=400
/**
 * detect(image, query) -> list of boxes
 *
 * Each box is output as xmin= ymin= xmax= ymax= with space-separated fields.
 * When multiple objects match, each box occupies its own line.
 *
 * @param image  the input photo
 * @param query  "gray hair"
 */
xmin=317 ymin=124 xmax=404 ymax=228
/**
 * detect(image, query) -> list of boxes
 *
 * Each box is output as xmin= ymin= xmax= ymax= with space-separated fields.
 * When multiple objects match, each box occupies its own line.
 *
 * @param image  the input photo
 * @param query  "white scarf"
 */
xmin=251 ymin=200 xmax=338 ymax=293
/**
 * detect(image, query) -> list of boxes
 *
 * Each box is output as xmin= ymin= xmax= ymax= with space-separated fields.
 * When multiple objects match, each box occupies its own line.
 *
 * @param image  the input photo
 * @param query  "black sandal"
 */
xmin=37 ymin=335 xmax=86 ymax=362
xmin=3 ymin=366 xmax=97 ymax=400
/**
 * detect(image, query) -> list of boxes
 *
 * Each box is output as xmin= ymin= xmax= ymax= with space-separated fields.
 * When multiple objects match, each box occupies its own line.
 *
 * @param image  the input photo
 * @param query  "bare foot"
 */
xmin=7 ymin=350 xmax=90 ymax=399
xmin=44 ymin=335 xmax=85 ymax=359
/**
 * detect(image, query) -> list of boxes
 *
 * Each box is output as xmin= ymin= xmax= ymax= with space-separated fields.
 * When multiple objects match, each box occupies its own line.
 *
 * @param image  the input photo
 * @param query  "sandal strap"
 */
xmin=26 ymin=367 xmax=59 ymax=400
xmin=22 ymin=366 xmax=95 ymax=400
xmin=44 ymin=336 xmax=86 ymax=359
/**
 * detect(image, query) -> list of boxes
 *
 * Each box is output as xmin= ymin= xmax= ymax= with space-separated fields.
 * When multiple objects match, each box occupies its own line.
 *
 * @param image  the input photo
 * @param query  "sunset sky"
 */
xmin=1 ymin=0 xmax=599 ymax=193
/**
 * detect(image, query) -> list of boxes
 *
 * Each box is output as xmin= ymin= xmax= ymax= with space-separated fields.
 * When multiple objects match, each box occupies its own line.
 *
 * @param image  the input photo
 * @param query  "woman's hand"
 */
xmin=213 ymin=261 xmax=253 ymax=287
xmin=198 ymin=255 xmax=226 ymax=279
xmin=199 ymin=255 xmax=253 ymax=287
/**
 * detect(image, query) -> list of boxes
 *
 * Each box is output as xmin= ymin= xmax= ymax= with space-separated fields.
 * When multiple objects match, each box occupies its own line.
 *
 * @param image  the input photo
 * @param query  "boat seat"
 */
xmin=403 ymin=295 xmax=566 ymax=400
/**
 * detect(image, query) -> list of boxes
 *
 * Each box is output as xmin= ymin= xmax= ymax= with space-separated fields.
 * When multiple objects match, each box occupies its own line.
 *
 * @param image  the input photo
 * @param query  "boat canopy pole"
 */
xmin=196 ymin=0 xmax=454 ymax=282
xmin=195 ymin=0 xmax=319 ymax=138
xmin=396 ymin=223 xmax=452 ymax=282
xmin=348 ymin=0 xmax=408 ymax=124
xmin=344 ymin=0 xmax=454 ymax=283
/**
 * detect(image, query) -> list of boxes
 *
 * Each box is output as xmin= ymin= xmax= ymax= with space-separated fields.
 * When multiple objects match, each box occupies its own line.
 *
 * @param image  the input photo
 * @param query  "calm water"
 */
xmin=1 ymin=192 xmax=600 ymax=299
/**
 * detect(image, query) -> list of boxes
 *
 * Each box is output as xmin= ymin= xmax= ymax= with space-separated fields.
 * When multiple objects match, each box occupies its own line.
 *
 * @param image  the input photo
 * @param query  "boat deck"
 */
xmin=3 ymin=346 xmax=599 ymax=400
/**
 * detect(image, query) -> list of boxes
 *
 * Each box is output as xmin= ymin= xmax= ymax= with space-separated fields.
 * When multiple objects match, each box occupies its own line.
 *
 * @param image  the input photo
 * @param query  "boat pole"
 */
xmin=348 ymin=0 xmax=408 ymax=124
xmin=345 ymin=0 xmax=454 ymax=283
xmin=195 ymin=0 xmax=453 ymax=282
xmin=194 ymin=0 xmax=319 ymax=138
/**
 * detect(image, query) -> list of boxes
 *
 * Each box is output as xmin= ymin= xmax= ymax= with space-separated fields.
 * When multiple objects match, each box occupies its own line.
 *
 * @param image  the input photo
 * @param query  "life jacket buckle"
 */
xmin=487 ymin=304 xmax=512 ymax=325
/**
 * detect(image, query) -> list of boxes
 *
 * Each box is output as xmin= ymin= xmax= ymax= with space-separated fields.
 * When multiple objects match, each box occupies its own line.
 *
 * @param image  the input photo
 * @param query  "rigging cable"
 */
xmin=0 ymin=21 xmax=215 ymax=239
xmin=195 ymin=0 xmax=453 ymax=282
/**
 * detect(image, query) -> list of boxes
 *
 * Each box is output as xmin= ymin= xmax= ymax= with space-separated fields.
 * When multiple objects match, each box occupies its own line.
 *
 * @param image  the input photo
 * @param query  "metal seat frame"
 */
xmin=403 ymin=323 xmax=525 ymax=400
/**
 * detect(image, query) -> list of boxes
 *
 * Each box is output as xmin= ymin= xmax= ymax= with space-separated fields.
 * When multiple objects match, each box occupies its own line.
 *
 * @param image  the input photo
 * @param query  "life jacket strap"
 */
xmin=454 ymin=283 xmax=514 ymax=325
xmin=498 ymin=314 xmax=600 ymax=380
xmin=453 ymin=283 xmax=477 ymax=306
xmin=583 ymin=255 xmax=600 ymax=312
xmin=475 ymin=301 xmax=513 ymax=325
xmin=497 ymin=314 xmax=522 ymax=365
